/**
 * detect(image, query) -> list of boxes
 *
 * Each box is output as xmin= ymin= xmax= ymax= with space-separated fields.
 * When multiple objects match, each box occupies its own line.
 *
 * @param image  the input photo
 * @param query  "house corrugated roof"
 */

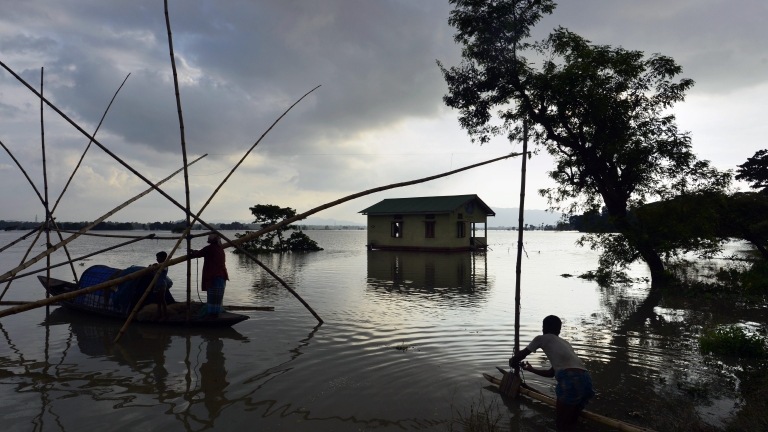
xmin=359 ymin=194 xmax=495 ymax=216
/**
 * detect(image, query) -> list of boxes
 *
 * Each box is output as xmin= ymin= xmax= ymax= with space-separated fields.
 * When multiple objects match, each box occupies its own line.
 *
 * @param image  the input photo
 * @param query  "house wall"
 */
xmin=366 ymin=209 xmax=487 ymax=251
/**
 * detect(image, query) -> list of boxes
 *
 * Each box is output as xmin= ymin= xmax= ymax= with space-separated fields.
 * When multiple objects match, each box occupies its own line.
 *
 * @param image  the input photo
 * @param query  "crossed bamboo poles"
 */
xmin=0 ymin=2 xmax=523 ymax=339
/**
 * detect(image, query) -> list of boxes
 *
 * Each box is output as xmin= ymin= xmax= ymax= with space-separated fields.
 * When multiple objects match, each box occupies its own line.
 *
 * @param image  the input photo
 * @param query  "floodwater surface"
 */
xmin=0 ymin=230 xmax=758 ymax=431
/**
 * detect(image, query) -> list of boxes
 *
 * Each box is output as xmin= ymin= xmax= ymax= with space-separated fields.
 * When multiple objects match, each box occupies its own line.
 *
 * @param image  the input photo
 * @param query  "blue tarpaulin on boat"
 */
xmin=74 ymin=265 xmax=175 ymax=315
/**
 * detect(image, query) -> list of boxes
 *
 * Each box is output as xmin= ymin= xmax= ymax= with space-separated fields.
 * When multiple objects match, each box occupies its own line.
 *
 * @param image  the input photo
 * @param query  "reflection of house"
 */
xmin=359 ymin=194 xmax=494 ymax=251
xmin=367 ymin=251 xmax=487 ymax=290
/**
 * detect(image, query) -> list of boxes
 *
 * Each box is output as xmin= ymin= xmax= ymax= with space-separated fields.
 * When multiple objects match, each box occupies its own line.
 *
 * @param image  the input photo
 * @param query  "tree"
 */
xmin=438 ymin=0 xmax=730 ymax=285
xmin=235 ymin=204 xmax=322 ymax=253
xmin=736 ymin=149 xmax=768 ymax=193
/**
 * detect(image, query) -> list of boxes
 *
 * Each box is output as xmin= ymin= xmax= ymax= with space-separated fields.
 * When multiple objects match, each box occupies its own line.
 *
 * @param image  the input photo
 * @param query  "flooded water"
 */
xmin=0 ymin=230 xmax=759 ymax=431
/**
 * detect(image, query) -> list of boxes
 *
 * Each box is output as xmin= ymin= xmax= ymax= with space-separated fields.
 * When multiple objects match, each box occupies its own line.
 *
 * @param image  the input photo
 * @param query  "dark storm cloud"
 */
xmin=0 ymin=0 xmax=765 ymax=222
xmin=1 ymin=0 xmax=459 ymax=160
xmin=537 ymin=0 xmax=768 ymax=94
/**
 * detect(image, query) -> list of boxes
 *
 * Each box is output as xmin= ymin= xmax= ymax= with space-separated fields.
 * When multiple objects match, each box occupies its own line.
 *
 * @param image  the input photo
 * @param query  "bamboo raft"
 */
xmin=483 ymin=372 xmax=654 ymax=432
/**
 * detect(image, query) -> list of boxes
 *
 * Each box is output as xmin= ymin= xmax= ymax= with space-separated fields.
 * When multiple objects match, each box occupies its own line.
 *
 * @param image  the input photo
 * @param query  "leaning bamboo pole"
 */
xmin=0 ymin=137 xmax=79 ymax=292
xmin=0 ymin=154 xmax=206 ymax=283
xmin=3 ymin=235 xmax=155 ymax=283
xmin=0 ymin=227 xmax=44 ymax=301
xmin=0 ymin=152 xmax=521 ymax=320
xmin=0 ymin=60 xmax=264 ymax=288
xmin=163 ymin=0 xmax=193 ymax=322
xmin=0 ymin=226 xmax=43 ymax=254
xmin=51 ymin=229 xmax=213 ymax=240
xmin=48 ymin=74 xmax=131 ymax=217
xmin=113 ymin=83 xmax=323 ymax=341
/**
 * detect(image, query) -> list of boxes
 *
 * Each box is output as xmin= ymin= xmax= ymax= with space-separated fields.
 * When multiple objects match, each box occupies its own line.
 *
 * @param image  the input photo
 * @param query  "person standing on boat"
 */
xmin=153 ymin=251 xmax=172 ymax=321
xmin=190 ymin=234 xmax=229 ymax=318
xmin=509 ymin=315 xmax=594 ymax=430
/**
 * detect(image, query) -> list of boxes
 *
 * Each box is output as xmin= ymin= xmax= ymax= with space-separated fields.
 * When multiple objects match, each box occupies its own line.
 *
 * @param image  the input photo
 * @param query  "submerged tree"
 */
xmin=235 ymin=204 xmax=322 ymax=253
xmin=439 ymin=0 xmax=730 ymax=286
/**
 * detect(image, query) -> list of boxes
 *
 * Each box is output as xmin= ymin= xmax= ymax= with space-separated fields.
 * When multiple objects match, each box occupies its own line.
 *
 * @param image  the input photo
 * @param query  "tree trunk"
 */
xmin=636 ymin=243 xmax=666 ymax=287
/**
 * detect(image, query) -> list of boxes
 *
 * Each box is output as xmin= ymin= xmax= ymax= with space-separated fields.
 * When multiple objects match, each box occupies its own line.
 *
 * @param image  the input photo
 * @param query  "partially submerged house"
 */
xmin=359 ymin=194 xmax=495 ymax=251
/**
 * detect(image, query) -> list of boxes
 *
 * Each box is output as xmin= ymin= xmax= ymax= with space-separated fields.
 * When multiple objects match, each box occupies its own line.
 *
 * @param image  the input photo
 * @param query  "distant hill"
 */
xmin=487 ymin=208 xmax=563 ymax=227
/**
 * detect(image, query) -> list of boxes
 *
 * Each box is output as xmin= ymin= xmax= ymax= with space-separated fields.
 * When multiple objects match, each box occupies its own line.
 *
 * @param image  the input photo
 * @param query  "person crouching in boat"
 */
xmin=191 ymin=234 xmax=229 ymax=318
xmin=153 ymin=251 xmax=172 ymax=321
xmin=509 ymin=315 xmax=594 ymax=430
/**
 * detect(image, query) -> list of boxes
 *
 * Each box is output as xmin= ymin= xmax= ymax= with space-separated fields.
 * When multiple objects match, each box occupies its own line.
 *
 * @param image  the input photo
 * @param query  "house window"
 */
xmin=425 ymin=221 xmax=435 ymax=238
xmin=391 ymin=221 xmax=403 ymax=238
xmin=458 ymin=213 xmax=463 ymax=220
xmin=457 ymin=221 xmax=466 ymax=238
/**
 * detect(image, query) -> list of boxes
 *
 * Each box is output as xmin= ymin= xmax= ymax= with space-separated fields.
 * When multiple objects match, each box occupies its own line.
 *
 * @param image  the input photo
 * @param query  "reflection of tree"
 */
xmin=562 ymin=283 xmax=739 ymax=428
xmin=236 ymin=253 xmax=305 ymax=301
xmin=366 ymin=251 xmax=492 ymax=307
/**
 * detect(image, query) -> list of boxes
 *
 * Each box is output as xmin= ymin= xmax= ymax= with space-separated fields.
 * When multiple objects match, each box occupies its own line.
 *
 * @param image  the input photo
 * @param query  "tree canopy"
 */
xmin=439 ymin=0 xmax=730 ymax=285
xmin=235 ymin=204 xmax=322 ymax=253
xmin=736 ymin=149 xmax=768 ymax=192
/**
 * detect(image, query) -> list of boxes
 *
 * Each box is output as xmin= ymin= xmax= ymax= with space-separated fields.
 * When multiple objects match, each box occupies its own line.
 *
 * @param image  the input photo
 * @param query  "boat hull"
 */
xmin=37 ymin=275 xmax=249 ymax=327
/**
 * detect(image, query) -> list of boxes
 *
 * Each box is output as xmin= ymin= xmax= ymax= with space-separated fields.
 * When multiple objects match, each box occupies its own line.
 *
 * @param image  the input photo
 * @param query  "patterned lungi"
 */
xmin=555 ymin=369 xmax=595 ymax=409
xmin=206 ymin=276 xmax=226 ymax=314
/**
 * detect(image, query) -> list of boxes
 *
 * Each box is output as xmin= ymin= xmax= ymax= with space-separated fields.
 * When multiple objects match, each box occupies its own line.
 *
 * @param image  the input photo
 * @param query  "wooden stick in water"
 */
xmin=0 ymin=155 xmax=206 ymax=283
xmin=163 ymin=0 xmax=193 ymax=323
xmin=0 ymin=151 xmax=520 ymax=320
xmin=514 ymin=121 xmax=528 ymax=363
xmin=40 ymin=67 xmax=55 ymax=300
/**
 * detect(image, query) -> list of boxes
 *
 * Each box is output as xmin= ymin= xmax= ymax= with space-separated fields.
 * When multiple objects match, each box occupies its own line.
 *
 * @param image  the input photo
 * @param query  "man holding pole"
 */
xmin=509 ymin=315 xmax=594 ymax=430
xmin=190 ymin=234 xmax=229 ymax=318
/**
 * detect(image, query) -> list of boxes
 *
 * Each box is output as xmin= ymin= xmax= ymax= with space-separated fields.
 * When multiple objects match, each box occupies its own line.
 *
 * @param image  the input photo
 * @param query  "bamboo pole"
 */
xmin=50 ymin=229 xmax=213 ymax=240
xmin=483 ymin=374 xmax=653 ymax=432
xmin=0 ymin=139 xmax=80 ymax=284
xmin=0 ymin=151 xmax=520 ymax=320
xmin=0 ymin=154 xmax=206 ymax=283
xmin=113 ymin=81 xmax=323 ymax=339
xmin=3 ymin=234 xmax=155 ymax=283
xmin=40 ymin=67 xmax=62 ymax=300
xmin=163 ymin=0 xmax=193 ymax=323
xmin=0 ymin=226 xmax=43 ymax=254
xmin=514 ymin=121 xmax=528 ymax=365
xmin=49 ymin=74 xmax=131 ymax=217
xmin=0 ymin=227 xmax=44 ymax=301
xmin=0 ymin=57 xmax=320 ymax=323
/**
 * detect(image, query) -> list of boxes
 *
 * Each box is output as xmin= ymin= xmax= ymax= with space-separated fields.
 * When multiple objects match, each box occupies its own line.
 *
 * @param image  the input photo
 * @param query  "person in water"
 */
xmin=509 ymin=315 xmax=594 ymax=430
xmin=191 ymin=234 xmax=229 ymax=318
xmin=153 ymin=251 xmax=172 ymax=321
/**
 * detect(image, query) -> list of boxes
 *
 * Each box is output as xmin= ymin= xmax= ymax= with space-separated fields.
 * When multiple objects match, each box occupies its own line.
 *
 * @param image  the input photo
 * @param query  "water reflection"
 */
xmin=366 ymin=251 xmax=491 ymax=305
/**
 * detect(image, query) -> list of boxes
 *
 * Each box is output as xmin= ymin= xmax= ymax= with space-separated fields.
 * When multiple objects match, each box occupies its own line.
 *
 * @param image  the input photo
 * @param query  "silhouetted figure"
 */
xmin=191 ymin=234 xmax=230 ymax=318
xmin=509 ymin=315 xmax=594 ymax=430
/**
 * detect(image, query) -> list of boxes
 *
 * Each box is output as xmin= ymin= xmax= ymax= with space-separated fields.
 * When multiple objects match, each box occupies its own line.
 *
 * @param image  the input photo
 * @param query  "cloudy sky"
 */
xmin=0 ymin=0 xmax=765 ymax=224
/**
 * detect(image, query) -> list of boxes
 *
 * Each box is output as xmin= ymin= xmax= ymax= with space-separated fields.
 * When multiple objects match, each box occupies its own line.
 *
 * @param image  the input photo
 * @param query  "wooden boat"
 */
xmin=483 ymin=371 xmax=652 ymax=432
xmin=37 ymin=270 xmax=249 ymax=327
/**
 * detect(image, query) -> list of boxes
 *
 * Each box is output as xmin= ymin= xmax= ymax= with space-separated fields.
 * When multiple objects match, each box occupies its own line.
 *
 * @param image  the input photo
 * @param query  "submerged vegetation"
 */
xmin=699 ymin=325 xmax=767 ymax=358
